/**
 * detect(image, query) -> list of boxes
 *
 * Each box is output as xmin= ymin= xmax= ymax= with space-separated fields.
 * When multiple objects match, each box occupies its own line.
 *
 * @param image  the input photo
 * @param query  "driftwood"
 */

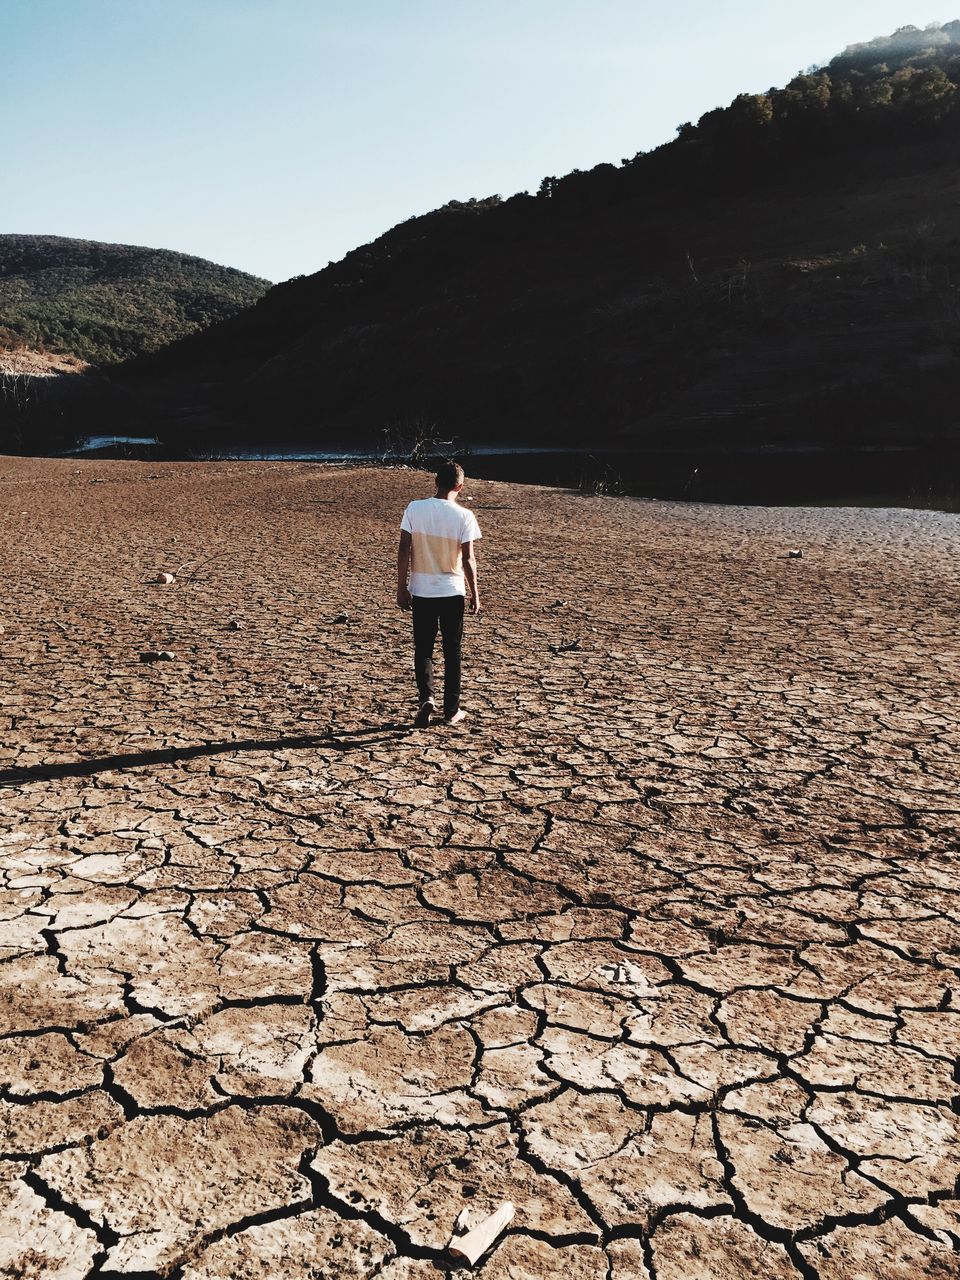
xmin=448 ymin=1201 xmax=515 ymax=1265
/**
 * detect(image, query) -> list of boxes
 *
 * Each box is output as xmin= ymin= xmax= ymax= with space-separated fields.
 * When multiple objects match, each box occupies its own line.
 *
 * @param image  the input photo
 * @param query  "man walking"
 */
xmin=396 ymin=461 xmax=481 ymax=727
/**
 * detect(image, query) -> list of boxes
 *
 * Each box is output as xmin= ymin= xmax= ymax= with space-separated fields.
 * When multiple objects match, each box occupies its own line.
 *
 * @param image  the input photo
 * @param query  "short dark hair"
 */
xmin=435 ymin=460 xmax=464 ymax=491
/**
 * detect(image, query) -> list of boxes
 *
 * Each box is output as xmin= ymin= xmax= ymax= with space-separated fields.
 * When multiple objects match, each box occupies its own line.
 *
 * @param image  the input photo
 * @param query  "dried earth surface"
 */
xmin=0 ymin=458 xmax=958 ymax=1279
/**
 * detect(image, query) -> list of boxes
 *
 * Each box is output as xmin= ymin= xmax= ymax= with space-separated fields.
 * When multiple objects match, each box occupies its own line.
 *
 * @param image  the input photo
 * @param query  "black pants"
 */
xmin=411 ymin=595 xmax=464 ymax=718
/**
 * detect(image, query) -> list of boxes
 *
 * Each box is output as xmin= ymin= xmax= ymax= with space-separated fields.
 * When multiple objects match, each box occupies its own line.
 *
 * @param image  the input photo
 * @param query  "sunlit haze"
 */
xmin=3 ymin=0 xmax=942 ymax=281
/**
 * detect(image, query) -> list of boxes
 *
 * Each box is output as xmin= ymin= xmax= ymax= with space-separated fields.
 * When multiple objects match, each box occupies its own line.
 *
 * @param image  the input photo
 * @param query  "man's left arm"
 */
xmin=461 ymin=513 xmax=481 ymax=615
xmin=396 ymin=530 xmax=412 ymax=609
xmin=461 ymin=540 xmax=480 ymax=615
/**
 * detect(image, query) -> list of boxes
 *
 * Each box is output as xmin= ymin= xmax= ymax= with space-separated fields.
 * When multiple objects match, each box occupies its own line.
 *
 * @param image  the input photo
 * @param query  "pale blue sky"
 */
xmin=2 ymin=1 xmax=940 ymax=281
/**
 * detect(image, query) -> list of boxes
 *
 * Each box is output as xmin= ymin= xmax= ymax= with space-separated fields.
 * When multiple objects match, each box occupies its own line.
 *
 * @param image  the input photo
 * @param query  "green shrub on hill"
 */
xmin=0 ymin=235 xmax=270 ymax=364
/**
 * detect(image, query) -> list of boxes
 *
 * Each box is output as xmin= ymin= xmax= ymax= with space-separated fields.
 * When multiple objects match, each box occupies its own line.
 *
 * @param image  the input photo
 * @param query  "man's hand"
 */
xmin=397 ymin=588 xmax=412 ymax=610
xmin=461 ymin=540 xmax=480 ymax=617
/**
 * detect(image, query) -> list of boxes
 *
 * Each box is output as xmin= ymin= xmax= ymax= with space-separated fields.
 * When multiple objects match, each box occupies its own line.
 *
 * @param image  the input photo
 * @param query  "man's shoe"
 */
xmin=414 ymin=700 xmax=436 ymax=728
xmin=444 ymin=709 xmax=467 ymax=726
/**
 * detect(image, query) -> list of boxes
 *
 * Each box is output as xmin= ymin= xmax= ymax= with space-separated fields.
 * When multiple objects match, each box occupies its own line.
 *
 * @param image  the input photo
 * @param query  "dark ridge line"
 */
xmin=366 ymin=1003 xmax=510 ymax=1038
xmin=708 ymin=1111 xmax=820 ymax=1279
xmin=86 ymin=1270 xmax=170 ymax=1280
xmin=799 ymin=1110 xmax=959 ymax=1247
xmin=163 ymin=1084 xmax=503 ymax=1148
xmin=39 ymin=927 xmax=69 ymax=977
xmin=101 ymin=1062 xmax=142 ymax=1121
xmin=22 ymin=1165 xmax=119 ymax=1251
xmin=215 ymin=993 xmax=305 ymax=1010
xmin=0 ymin=1081 xmax=104 ymax=1106
xmin=793 ymin=1196 xmax=927 ymax=1245
xmin=503 ymin=1223 xmax=603 ymax=1249
xmin=609 ymin=1201 xmax=790 ymax=1278
xmin=526 ymin=1069 xmax=717 ymax=1121
xmin=0 ymin=725 xmax=413 ymax=787
xmin=640 ymin=1228 xmax=660 ymax=1280
xmin=0 ymin=1011 xmax=140 ymax=1047
xmin=121 ymin=984 xmax=177 ymax=1023
xmin=173 ymin=1187 xmax=317 ymax=1276
xmin=308 ymin=943 xmax=327 ymax=1013
xmin=303 ymin=1162 xmax=444 ymax=1263
xmin=0 ymin=1023 xmax=83 ymax=1042
xmin=0 ymin=1135 xmax=117 ymax=1163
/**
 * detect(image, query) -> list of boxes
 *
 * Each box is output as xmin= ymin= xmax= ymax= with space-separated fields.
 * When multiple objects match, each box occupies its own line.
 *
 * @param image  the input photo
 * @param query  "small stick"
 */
xmin=450 ymin=1207 xmax=473 ymax=1238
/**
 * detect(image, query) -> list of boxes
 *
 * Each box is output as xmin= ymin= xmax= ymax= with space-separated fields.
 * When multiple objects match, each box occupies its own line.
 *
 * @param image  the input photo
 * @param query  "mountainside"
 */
xmin=68 ymin=24 xmax=960 ymax=450
xmin=0 ymin=235 xmax=270 ymax=365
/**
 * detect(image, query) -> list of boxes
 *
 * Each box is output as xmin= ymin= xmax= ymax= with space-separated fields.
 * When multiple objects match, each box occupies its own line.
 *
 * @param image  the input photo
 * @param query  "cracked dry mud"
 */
xmin=0 ymin=457 xmax=958 ymax=1279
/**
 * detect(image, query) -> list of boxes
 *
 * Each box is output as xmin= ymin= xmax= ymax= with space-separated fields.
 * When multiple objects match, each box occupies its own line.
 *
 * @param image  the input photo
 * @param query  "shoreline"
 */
xmin=7 ymin=441 xmax=960 ymax=513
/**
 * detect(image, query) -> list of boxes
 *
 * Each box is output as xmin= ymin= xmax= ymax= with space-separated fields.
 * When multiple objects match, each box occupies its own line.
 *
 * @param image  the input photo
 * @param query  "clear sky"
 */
xmin=2 ymin=1 xmax=942 ymax=282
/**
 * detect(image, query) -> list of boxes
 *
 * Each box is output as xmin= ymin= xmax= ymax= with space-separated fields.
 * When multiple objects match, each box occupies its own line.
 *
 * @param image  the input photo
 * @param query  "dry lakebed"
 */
xmin=0 ymin=457 xmax=958 ymax=1278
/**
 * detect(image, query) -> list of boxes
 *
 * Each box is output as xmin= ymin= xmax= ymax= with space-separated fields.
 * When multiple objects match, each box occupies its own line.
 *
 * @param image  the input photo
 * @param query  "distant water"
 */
xmin=69 ymin=435 xmax=161 ymax=452
xmin=63 ymin=437 xmax=960 ymax=513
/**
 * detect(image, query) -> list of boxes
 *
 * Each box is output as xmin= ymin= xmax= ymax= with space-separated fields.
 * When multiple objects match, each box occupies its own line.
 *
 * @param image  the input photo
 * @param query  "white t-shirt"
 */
xmin=401 ymin=497 xmax=482 ymax=598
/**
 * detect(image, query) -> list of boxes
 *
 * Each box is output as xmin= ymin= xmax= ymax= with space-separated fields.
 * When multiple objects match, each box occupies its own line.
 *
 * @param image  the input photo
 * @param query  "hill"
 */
xmin=32 ymin=22 xmax=960 ymax=454
xmin=117 ymin=21 xmax=960 ymax=454
xmin=0 ymin=235 xmax=270 ymax=365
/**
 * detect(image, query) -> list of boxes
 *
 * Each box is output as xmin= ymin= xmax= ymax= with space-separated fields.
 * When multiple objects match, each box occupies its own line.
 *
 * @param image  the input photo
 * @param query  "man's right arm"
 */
xmin=461 ymin=541 xmax=480 ymax=615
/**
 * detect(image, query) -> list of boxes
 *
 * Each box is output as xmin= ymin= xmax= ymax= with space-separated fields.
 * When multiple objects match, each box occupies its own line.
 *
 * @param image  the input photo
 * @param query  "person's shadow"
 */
xmin=0 ymin=723 xmax=412 ymax=787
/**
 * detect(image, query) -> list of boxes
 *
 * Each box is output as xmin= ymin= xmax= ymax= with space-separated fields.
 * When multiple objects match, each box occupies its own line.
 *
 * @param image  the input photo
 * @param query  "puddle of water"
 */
xmin=61 ymin=438 xmax=960 ymax=513
xmin=67 ymin=435 xmax=161 ymax=452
